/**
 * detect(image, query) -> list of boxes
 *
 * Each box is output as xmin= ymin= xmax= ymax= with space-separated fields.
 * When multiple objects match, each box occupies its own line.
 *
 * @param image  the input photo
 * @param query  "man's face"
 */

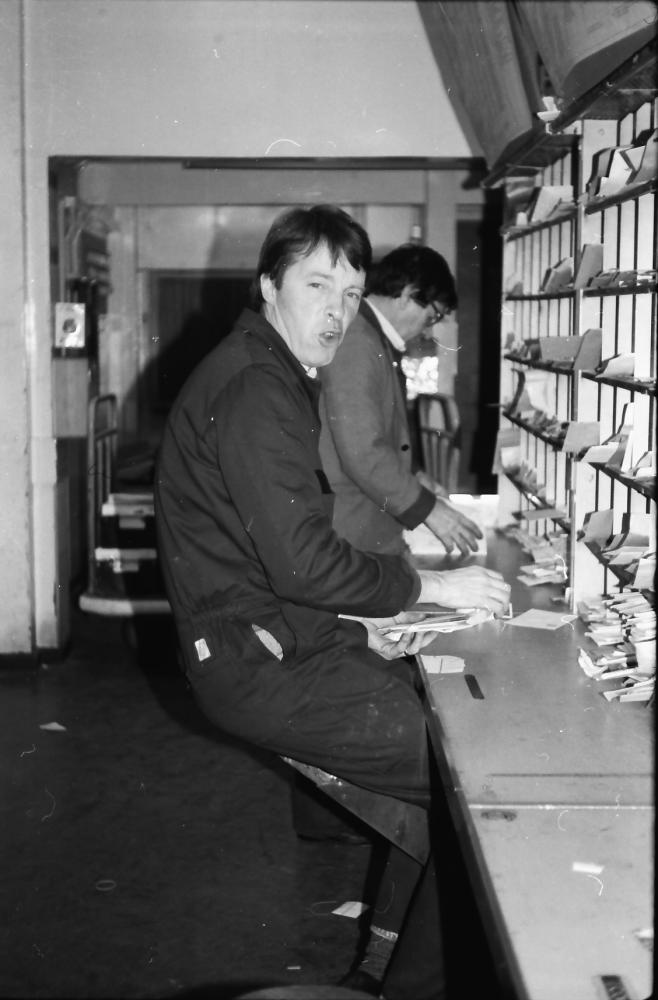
xmin=260 ymin=243 xmax=365 ymax=368
xmin=395 ymin=287 xmax=449 ymax=344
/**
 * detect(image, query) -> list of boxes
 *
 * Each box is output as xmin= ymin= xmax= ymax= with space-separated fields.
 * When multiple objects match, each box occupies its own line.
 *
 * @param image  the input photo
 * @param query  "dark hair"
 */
xmin=251 ymin=204 xmax=372 ymax=307
xmin=367 ymin=244 xmax=458 ymax=310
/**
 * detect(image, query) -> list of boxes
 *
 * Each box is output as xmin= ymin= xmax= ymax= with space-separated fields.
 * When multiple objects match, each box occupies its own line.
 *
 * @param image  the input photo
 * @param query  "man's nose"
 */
xmin=326 ymin=294 xmax=345 ymax=322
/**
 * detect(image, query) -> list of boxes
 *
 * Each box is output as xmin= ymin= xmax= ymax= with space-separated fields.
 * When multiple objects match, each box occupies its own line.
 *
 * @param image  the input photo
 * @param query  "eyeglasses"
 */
xmin=423 ymin=302 xmax=449 ymax=328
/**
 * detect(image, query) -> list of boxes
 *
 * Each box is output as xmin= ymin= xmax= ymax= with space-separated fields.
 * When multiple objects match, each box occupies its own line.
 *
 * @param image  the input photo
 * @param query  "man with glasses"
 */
xmin=319 ymin=242 xmax=480 ymax=560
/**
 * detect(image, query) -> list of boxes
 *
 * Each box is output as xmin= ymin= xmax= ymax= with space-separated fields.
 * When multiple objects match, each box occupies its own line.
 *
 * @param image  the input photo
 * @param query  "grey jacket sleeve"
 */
xmin=320 ymin=316 xmax=434 ymax=527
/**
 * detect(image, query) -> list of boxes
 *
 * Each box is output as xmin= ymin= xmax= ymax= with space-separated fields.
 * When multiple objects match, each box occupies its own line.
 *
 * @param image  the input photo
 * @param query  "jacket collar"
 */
xmin=362 ymin=298 xmax=406 ymax=353
xmin=236 ymin=308 xmax=322 ymax=403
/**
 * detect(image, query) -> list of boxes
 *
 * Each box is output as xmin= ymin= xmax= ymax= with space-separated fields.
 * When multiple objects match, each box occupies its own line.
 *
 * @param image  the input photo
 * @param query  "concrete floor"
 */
xmin=1 ymin=610 xmax=507 ymax=1000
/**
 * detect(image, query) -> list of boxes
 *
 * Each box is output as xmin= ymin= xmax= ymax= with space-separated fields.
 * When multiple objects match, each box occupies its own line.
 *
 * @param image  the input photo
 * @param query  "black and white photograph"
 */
xmin=1 ymin=2 xmax=655 ymax=998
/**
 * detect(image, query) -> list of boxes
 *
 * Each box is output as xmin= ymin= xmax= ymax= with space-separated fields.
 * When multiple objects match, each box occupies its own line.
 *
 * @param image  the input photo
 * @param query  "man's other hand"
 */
xmin=424 ymin=497 xmax=482 ymax=558
xmin=344 ymin=614 xmax=438 ymax=661
xmin=418 ymin=566 xmax=511 ymax=617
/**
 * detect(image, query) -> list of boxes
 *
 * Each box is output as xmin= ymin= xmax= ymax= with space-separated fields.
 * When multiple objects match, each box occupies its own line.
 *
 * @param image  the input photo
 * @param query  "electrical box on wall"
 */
xmin=53 ymin=302 xmax=86 ymax=353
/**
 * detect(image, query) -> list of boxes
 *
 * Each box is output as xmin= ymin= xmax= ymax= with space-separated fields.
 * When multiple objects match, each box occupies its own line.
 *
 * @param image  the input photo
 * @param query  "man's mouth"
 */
xmin=319 ymin=329 xmax=341 ymax=344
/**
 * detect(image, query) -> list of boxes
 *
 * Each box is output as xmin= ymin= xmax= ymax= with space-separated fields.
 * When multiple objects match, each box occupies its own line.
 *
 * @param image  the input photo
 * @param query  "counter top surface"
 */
xmin=468 ymin=806 xmax=653 ymax=1000
xmin=414 ymin=531 xmax=654 ymax=1000
xmin=418 ymin=535 xmax=653 ymax=807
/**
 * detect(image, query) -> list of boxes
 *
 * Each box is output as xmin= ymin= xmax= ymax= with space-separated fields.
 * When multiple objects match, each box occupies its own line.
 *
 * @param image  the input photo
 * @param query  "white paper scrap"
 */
xmin=620 ymin=687 xmax=653 ymax=703
xmin=332 ymin=901 xmax=369 ymax=918
xmin=507 ymin=609 xmax=577 ymax=631
xmin=572 ymin=861 xmax=604 ymax=875
xmin=635 ymin=641 xmax=656 ymax=675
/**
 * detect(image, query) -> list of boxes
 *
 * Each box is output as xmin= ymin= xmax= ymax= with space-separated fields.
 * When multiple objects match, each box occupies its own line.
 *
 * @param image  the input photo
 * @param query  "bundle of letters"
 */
xmin=577 ymin=593 xmax=655 ymax=704
xmin=498 ymin=525 xmax=568 ymax=587
xmin=376 ymin=607 xmax=493 ymax=640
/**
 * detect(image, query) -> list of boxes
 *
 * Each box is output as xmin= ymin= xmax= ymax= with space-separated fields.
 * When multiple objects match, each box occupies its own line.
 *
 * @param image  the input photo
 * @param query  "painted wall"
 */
xmin=0 ymin=1 xmax=34 ymax=653
xmin=1 ymin=0 xmax=478 ymax=653
xmin=27 ymin=0 xmax=474 ymax=159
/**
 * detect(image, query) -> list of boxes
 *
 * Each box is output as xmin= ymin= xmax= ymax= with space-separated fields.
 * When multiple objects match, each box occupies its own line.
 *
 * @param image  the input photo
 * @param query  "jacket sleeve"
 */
xmin=210 ymin=365 xmax=420 ymax=617
xmin=320 ymin=320 xmax=435 ymax=529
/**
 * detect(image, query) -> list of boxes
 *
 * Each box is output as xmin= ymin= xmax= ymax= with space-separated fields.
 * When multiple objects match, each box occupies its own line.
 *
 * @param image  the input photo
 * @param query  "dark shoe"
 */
xmin=338 ymin=968 xmax=383 ymax=996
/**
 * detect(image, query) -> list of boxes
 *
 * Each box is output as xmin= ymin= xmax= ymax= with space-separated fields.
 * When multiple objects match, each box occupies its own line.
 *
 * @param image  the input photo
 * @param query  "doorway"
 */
xmin=140 ymin=270 xmax=253 ymax=442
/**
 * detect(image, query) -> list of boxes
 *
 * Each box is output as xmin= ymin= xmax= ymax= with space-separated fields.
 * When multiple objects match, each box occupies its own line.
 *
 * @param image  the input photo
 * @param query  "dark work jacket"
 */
xmin=154 ymin=309 xmax=421 ymax=675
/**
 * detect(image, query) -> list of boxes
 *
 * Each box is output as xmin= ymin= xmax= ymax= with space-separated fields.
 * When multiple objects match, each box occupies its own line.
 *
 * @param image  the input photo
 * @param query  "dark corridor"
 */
xmin=141 ymin=272 xmax=253 ymax=440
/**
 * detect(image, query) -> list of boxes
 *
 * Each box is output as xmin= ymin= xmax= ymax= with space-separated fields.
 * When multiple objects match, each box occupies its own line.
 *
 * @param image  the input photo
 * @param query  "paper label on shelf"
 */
xmin=573 ymin=329 xmax=602 ymax=371
xmin=582 ymin=443 xmax=618 ymax=464
xmin=523 ymin=371 xmax=552 ymax=413
xmin=574 ymin=245 xmax=603 ymax=289
xmin=598 ymin=354 xmax=635 ymax=377
xmin=582 ymin=403 xmax=635 ymax=469
xmin=633 ymin=555 xmax=657 ymax=591
xmin=539 ymin=336 xmax=580 ymax=363
xmin=492 ymin=427 xmax=521 ymax=474
xmin=515 ymin=507 xmax=567 ymax=522
xmin=562 ymin=422 xmax=601 ymax=453
xmin=527 ymin=185 xmax=573 ymax=222
xmin=607 ymin=548 xmax=647 ymax=566
xmin=629 ymin=129 xmax=657 ymax=184
xmin=634 ymin=639 xmax=657 ymax=675
xmin=540 ymin=257 xmax=574 ymax=293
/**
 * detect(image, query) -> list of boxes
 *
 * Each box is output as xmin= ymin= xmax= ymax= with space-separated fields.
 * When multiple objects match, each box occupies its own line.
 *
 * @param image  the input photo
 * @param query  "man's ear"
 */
xmin=398 ymin=284 xmax=417 ymax=307
xmin=260 ymin=273 xmax=275 ymax=304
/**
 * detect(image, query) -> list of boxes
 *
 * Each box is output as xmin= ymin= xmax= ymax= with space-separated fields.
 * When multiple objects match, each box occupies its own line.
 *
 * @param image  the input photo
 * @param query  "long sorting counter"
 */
xmin=416 ymin=533 xmax=653 ymax=1000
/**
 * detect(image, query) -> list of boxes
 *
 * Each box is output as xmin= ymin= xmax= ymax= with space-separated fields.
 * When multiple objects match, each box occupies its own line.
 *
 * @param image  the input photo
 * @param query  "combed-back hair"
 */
xmin=251 ymin=204 xmax=372 ymax=307
xmin=367 ymin=244 xmax=457 ymax=310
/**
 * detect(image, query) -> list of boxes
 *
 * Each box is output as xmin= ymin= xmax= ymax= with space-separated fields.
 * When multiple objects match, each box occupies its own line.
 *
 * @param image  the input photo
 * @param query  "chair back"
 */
xmin=415 ymin=393 xmax=461 ymax=493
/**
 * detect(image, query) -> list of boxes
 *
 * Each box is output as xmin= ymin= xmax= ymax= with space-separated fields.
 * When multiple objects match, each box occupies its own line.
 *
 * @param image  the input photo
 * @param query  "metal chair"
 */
xmin=415 ymin=393 xmax=461 ymax=494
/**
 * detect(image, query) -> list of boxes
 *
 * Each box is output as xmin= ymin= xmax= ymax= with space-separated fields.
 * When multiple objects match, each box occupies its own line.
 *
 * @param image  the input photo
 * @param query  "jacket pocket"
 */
xmin=315 ymin=467 xmax=335 ymax=521
xmin=178 ymin=607 xmax=297 ymax=678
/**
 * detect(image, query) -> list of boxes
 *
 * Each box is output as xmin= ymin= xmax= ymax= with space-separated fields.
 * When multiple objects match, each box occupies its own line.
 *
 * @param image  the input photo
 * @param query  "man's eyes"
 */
xmin=307 ymin=282 xmax=361 ymax=301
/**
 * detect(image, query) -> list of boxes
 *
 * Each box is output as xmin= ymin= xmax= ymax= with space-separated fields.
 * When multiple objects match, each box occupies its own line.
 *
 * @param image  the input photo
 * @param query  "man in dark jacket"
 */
xmin=155 ymin=205 xmax=509 ymax=1000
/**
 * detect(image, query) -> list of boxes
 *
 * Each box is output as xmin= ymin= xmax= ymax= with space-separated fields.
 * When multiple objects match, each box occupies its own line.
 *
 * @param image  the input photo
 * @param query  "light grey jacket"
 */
xmin=319 ymin=300 xmax=434 ymax=555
